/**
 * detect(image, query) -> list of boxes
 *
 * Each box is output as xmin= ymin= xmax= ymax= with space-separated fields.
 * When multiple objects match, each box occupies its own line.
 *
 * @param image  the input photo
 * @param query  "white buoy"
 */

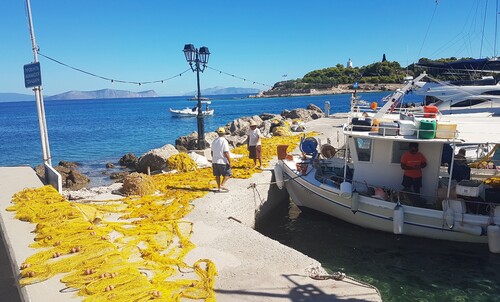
xmin=488 ymin=225 xmax=500 ymax=253
xmin=274 ymin=164 xmax=284 ymax=190
xmin=351 ymin=192 xmax=360 ymax=213
xmin=393 ymin=204 xmax=404 ymax=234
xmin=340 ymin=181 xmax=352 ymax=198
xmin=454 ymin=223 xmax=483 ymax=236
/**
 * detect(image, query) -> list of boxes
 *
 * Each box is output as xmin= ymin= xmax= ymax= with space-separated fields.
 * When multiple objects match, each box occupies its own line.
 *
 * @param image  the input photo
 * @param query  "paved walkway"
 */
xmin=0 ymin=117 xmax=381 ymax=302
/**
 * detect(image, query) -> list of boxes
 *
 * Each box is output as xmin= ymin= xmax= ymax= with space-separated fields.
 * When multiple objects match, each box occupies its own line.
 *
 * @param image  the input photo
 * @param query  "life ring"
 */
xmin=274 ymin=164 xmax=284 ymax=190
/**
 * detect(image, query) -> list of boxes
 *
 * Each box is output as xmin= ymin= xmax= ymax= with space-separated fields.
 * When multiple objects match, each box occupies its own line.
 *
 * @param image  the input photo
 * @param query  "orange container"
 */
xmin=277 ymin=145 xmax=289 ymax=160
xmin=424 ymin=105 xmax=439 ymax=118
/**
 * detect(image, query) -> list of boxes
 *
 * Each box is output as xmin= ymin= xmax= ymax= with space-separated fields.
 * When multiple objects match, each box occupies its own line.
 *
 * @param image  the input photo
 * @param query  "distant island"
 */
xmin=0 ymin=86 xmax=261 ymax=103
xmin=183 ymin=86 xmax=260 ymax=96
xmin=46 ymin=89 xmax=158 ymax=100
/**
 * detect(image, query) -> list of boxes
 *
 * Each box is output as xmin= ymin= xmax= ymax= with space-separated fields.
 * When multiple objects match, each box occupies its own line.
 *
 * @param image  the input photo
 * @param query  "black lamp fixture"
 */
xmin=183 ymin=44 xmax=211 ymax=150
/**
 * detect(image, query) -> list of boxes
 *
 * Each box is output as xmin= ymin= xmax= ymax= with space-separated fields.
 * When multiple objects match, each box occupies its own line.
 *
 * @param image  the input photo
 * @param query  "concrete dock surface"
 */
xmin=0 ymin=116 xmax=381 ymax=301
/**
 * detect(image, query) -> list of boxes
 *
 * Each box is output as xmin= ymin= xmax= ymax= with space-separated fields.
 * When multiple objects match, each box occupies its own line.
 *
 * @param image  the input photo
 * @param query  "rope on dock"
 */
xmin=309 ymin=271 xmax=382 ymax=297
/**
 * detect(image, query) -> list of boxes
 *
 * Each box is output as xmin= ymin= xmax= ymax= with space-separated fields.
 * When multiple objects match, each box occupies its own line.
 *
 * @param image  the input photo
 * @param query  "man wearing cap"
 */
xmin=211 ymin=127 xmax=232 ymax=192
xmin=246 ymin=120 xmax=263 ymax=168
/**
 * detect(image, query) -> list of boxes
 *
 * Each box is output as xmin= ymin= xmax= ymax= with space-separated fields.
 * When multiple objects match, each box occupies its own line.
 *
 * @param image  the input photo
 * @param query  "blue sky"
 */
xmin=1 ymin=0 xmax=498 ymax=96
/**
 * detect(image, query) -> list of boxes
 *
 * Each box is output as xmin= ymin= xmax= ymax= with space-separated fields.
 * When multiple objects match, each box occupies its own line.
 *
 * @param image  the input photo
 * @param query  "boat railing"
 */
xmin=311 ymin=155 xmax=499 ymax=215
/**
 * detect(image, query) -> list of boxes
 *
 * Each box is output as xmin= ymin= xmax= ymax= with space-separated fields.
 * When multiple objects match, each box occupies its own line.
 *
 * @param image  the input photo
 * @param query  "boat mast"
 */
xmin=495 ymin=0 xmax=499 ymax=57
xmin=26 ymin=0 xmax=52 ymax=165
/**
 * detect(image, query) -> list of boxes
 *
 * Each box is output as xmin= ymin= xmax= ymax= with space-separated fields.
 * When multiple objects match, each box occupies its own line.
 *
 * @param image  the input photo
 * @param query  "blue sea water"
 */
xmin=1 ymin=92 xmax=376 ymax=185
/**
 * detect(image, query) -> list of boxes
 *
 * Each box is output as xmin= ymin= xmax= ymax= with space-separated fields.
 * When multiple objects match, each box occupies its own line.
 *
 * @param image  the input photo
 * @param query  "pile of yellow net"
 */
xmin=7 ymin=132 xmax=308 ymax=301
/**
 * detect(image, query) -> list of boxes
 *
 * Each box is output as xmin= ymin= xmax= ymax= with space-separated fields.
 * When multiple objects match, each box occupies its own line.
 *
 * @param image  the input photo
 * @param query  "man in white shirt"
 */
xmin=211 ymin=127 xmax=232 ymax=192
xmin=246 ymin=120 xmax=263 ymax=168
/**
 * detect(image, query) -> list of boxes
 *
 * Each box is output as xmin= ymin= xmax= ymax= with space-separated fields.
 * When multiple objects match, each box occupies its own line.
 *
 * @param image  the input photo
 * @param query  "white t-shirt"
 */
xmin=247 ymin=128 xmax=262 ymax=146
xmin=211 ymin=136 xmax=230 ymax=164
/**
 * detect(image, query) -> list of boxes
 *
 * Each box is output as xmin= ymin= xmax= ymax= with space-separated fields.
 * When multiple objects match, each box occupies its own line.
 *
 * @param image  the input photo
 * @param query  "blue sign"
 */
xmin=24 ymin=62 xmax=42 ymax=88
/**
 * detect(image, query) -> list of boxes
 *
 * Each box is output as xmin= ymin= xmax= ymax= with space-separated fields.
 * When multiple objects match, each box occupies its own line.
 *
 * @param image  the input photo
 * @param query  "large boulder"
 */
xmin=259 ymin=113 xmax=281 ymax=121
xmin=136 ymin=144 xmax=179 ymax=173
xmin=307 ymin=103 xmax=323 ymax=113
xmin=119 ymin=153 xmax=138 ymax=169
xmin=175 ymin=132 xmax=211 ymax=150
xmin=203 ymin=132 xmax=219 ymax=147
xmin=226 ymin=134 xmax=250 ymax=148
xmin=281 ymin=108 xmax=324 ymax=122
xmin=34 ymin=161 xmax=90 ymax=190
xmin=228 ymin=116 xmax=263 ymax=136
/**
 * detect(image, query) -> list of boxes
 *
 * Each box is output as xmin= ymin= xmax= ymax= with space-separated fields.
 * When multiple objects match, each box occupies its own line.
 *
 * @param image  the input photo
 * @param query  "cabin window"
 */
xmin=451 ymin=99 xmax=488 ymax=107
xmin=354 ymin=138 xmax=372 ymax=162
xmin=391 ymin=141 xmax=410 ymax=163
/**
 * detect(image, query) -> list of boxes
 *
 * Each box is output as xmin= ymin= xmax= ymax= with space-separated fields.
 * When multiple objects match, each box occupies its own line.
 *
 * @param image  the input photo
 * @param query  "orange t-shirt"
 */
xmin=401 ymin=151 xmax=426 ymax=178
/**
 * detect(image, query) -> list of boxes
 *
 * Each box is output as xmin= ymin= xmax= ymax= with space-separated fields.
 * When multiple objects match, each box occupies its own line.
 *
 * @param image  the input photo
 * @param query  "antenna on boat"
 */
xmin=25 ymin=0 xmax=52 ymax=166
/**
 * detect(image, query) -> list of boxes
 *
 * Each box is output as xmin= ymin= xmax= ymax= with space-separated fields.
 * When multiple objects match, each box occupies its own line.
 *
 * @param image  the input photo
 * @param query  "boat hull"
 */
xmin=280 ymin=161 xmax=492 ymax=244
xmin=169 ymin=108 xmax=214 ymax=116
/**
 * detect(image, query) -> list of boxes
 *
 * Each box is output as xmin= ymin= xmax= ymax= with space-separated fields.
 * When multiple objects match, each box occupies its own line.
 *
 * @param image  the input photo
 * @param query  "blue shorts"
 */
xmin=212 ymin=163 xmax=232 ymax=177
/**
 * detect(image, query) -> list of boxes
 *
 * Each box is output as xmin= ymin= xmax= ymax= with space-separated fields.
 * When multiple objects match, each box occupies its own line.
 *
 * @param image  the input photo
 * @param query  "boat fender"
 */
xmin=488 ymin=225 xmax=500 ymax=253
xmin=340 ymin=181 xmax=352 ymax=198
xmin=351 ymin=192 xmax=360 ymax=213
xmin=393 ymin=204 xmax=404 ymax=234
xmin=454 ymin=223 xmax=483 ymax=236
xmin=444 ymin=209 xmax=455 ymax=229
xmin=274 ymin=164 xmax=284 ymax=190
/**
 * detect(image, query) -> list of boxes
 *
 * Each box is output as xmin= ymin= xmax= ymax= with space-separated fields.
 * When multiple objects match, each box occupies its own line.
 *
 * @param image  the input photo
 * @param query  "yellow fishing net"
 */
xmin=7 ymin=132 xmax=309 ymax=301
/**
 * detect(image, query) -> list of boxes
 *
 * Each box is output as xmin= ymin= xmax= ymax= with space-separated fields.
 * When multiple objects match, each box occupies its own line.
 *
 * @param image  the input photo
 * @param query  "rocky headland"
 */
xmin=252 ymin=83 xmax=402 ymax=98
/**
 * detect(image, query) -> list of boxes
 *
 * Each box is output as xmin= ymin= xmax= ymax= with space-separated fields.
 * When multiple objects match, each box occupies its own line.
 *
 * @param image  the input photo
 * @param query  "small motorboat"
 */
xmin=169 ymin=101 xmax=214 ymax=117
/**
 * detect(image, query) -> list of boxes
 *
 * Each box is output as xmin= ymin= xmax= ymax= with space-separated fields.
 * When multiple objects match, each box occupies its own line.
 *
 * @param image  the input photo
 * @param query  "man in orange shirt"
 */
xmin=400 ymin=142 xmax=427 ymax=194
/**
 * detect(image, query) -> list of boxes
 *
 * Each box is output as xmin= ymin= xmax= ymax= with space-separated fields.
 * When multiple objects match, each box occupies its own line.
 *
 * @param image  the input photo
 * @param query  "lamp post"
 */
xmin=183 ymin=44 xmax=210 ymax=150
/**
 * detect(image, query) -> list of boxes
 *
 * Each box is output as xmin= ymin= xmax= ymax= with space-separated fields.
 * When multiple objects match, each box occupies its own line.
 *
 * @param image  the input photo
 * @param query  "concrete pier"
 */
xmin=0 ymin=116 xmax=381 ymax=302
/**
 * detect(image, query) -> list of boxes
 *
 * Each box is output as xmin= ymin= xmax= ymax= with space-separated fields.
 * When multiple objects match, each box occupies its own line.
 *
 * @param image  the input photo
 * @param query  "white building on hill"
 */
xmin=347 ymin=58 xmax=353 ymax=68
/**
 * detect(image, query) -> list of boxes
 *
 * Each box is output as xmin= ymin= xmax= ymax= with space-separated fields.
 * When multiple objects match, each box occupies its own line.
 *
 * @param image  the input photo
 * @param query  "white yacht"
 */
xmin=413 ymin=77 xmax=500 ymax=115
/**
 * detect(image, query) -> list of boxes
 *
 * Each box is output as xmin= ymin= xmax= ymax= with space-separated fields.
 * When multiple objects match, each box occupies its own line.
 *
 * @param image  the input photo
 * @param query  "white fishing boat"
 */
xmin=169 ymin=101 xmax=214 ymax=116
xmin=275 ymin=73 xmax=500 ymax=254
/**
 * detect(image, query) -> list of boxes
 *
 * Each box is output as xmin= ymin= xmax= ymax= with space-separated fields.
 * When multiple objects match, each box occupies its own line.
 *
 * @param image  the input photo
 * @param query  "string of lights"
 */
xmin=37 ymin=52 xmax=191 ymax=86
xmin=36 ymin=52 xmax=272 ymax=89
xmin=207 ymin=66 xmax=272 ymax=88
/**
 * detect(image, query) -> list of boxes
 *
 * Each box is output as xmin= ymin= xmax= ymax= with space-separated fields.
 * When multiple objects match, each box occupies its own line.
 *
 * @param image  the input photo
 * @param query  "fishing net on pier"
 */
xmin=7 ymin=133 xmax=310 ymax=301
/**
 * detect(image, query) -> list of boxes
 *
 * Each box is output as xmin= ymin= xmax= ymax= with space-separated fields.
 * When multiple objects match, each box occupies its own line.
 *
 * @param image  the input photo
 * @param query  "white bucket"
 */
xmin=340 ymin=182 xmax=352 ymax=198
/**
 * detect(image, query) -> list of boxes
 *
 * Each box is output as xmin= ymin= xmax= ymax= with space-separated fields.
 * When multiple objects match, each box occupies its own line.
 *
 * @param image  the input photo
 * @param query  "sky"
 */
xmin=1 ymin=0 xmax=499 ymax=96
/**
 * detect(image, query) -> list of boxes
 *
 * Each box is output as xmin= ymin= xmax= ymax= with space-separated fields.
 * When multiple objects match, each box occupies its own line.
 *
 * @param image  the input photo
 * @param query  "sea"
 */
xmin=2 ymin=91 xmax=499 ymax=301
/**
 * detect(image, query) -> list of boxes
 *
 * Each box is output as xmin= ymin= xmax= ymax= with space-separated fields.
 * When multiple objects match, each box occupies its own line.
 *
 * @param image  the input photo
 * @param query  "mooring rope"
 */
xmin=309 ymin=271 xmax=382 ymax=297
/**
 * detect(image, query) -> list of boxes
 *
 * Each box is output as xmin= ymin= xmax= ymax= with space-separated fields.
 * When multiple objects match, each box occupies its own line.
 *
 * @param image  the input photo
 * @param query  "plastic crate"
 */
xmin=456 ymin=180 xmax=484 ymax=197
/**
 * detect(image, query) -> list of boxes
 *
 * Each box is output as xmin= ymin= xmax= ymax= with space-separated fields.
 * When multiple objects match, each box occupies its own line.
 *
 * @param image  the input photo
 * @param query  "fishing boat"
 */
xmin=275 ymin=73 xmax=500 ymax=254
xmin=169 ymin=101 xmax=214 ymax=116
